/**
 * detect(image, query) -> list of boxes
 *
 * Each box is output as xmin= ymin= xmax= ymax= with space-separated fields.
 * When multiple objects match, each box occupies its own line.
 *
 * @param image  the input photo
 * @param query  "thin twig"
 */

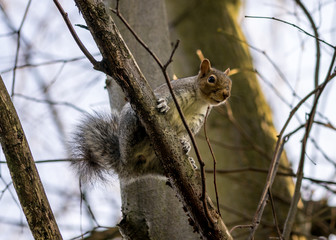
xmin=205 ymin=167 xmax=336 ymax=186
xmin=52 ymin=0 xmax=99 ymax=69
xmin=248 ymin=138 xmax=286 ymax=239
xmin=230 ymin=224 xmax=253 ymax=234
xmin=284 ymin=121 xmax=336 ymax=168
xmin=69 ymin=226 xmax=113 ymax=240
xmin=268 ymin=188 xmax=283 ymax=240
xmin=314 ymin=120 xmax=336 ymax=131
xmin=79 ymin=180 xmax=84 ymax=239
xmin=197 ymin=134 xmax=251 ymax=151
xmin=1 ymin=54 xmax=101 ymax=74
xmin=255 ymin=70 xmax=293 ymax=107
xmin=310 ymin=138 xmax=336 ymax=167
xmin=111 ymin=0 xmax=214 ymax=224
xmin=0 ymin=181 xmax=13 ymax=201
xmin=11 ymin=0 xmax=32 ymax=97
xmin=0 ymin=159 xmax=73 ymax=164
xmin=204 ymin=106 xmax=221 ymax=216
xmin=245 ymin=15 xmax=334 ymax=48
xmin=223 ymin=104 xmax=273 ymax=163
xmin=14 ymin=93 xmax=86 ymax=113
xmin=80 ymin=187 xmax=100 ymax=227
xmin=217 ymin=30 xmax=296 ymax=95
xmin=294 ymin=0 xmax=321 ymax=88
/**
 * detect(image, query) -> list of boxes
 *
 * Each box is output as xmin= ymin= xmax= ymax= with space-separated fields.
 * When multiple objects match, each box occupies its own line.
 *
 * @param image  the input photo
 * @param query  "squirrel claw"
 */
xmin=188 ymin=156 xmax=197 ymax=169
xmin=180 ymin=137 xmax=191 ymax=154
xmin=157 ymin=98 xmax=170 ymax=113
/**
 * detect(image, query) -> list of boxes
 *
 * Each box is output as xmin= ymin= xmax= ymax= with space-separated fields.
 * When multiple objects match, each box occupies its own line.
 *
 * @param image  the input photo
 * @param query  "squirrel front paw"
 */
xmin=180 ymin=137 xmax=191 ymax=154
xmin=181 ymin=139 xmax=197 ymax=169
xmin=188 ymin=157 xmax=197 ymax=169
xmin=157 ymin=98 xmax=170 ymax=113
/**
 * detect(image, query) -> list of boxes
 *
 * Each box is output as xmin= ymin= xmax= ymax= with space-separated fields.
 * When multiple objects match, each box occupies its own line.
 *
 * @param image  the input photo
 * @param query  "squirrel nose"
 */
xmin=223 ymin=91 xmax=230 ymax=100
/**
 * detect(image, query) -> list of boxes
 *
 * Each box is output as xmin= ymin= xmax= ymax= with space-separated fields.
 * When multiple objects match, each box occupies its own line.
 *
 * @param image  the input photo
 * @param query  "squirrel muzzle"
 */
xmin=209 ymin=84 xmax=231 ymax=106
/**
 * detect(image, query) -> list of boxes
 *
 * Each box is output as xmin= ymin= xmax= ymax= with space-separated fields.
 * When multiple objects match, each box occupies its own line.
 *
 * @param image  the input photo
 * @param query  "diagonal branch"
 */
xmin=53 ymin=0 xmax=100 ymax=69
xmin=0 ymin=75 xmax=63 ymax=239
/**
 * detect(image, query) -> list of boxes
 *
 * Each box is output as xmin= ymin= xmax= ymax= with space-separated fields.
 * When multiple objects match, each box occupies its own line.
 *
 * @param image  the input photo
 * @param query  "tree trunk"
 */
xmin=166 ymin=0 xmax=305 ymax=239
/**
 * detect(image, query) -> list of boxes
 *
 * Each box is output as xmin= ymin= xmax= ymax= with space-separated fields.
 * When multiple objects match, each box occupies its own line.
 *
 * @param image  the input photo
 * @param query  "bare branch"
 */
xmin=268 ymin=189 xmax=283 ymax=240
xmin=230 ymin=224 xmax=253 ymax=234
xmin=205 ymin=167 xmax=336 ymax=186
xmin=11 ymin=0 xmax=32 ymax=97
xmin=203 ymin=106 xmax=221 ymax=215
xmin=223 ymin=103 xmax=274 ymax=164
xmin=294 ymin=0 xmax=321 ymax=88
xmin=53 ymin=0 xmax=100 ymax=69
xmin=14 ymin=93 xmax=87 ymax=113
xmin=245 ymin=15 xmax=334 ymax=48
xmin=1 ymin=54 xmax=100 ymax=74
xmin=248 ymin=138 xmax=286 ymax=239
xmin=204 ymin=106 xmax=221 ymax=216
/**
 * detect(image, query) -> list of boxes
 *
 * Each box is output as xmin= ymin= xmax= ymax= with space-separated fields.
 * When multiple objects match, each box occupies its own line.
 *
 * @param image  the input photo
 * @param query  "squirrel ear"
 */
xmin=224 ymin=68 xmax=230 ymax=76
xmin=200 ymin=58 xmax=211 ymax=77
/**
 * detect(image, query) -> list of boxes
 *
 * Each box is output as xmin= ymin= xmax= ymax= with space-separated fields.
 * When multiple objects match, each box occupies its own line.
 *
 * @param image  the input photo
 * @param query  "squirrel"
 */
xmin=71 ymin=59 xmax=232 ymax=181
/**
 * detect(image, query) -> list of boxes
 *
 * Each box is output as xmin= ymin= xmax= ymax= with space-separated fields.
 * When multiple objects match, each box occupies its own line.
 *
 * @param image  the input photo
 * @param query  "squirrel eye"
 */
xmin=208 ymin=76 xmax=216 ymax=83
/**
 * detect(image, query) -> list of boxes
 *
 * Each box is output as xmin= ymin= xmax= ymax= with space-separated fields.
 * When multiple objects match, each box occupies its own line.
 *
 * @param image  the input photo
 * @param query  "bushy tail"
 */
xmin=71 ymin=112 xmax=120 ymax=182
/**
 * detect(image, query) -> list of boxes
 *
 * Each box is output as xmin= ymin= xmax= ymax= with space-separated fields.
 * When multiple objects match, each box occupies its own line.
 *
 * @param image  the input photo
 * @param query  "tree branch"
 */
xmin=294 ymin=0 xmax=321 ymax=88
xmin=11 ymin=0 xmax=31 ymax=97
xmin=204 ymin=106 xmax=221 ymax=216
xmin=0 ymin=75 xmax=63 ymax=239
xmin=245 ymin=15 xmax=334 ymax=48
xmin=53 ymin=0 xmax=100 ymax=69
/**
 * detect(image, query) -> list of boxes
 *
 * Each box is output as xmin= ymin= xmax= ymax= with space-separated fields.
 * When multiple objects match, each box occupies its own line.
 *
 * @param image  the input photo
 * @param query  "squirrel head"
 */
xmin=197 ymin=59 xmax=232 ymax=106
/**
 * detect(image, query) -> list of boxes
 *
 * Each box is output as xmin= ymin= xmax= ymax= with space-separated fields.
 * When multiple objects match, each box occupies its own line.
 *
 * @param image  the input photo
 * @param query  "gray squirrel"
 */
xmin=72 ymin=59 xmax=232 ymax=181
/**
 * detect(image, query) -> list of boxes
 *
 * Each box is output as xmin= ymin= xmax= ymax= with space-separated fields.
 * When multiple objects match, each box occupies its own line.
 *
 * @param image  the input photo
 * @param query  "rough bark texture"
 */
xmin=0 ymin=75 xmax=63 ymax=240
xmin=103 ymin=0 xmax=200 ymax=239
xmin=74 ymin=0 xmax=232 ymax=239
xmin=165 ymin=0 xmax=300 ymax=239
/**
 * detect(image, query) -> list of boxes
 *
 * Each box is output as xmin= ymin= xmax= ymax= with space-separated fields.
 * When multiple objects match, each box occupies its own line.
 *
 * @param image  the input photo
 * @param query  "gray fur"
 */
xmin=71 ymin=60 xmax=232 ymax=181
xmin=71 ymin=112 xmax=120 ymax=182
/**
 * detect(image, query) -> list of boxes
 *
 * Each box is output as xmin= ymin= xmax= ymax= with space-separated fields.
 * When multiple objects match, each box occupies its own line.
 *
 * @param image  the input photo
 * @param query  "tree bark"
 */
xmin=73 ymin=0 xmax=232 ymax=239
xmin=0 ymin=75 xmax=63 ymax=240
